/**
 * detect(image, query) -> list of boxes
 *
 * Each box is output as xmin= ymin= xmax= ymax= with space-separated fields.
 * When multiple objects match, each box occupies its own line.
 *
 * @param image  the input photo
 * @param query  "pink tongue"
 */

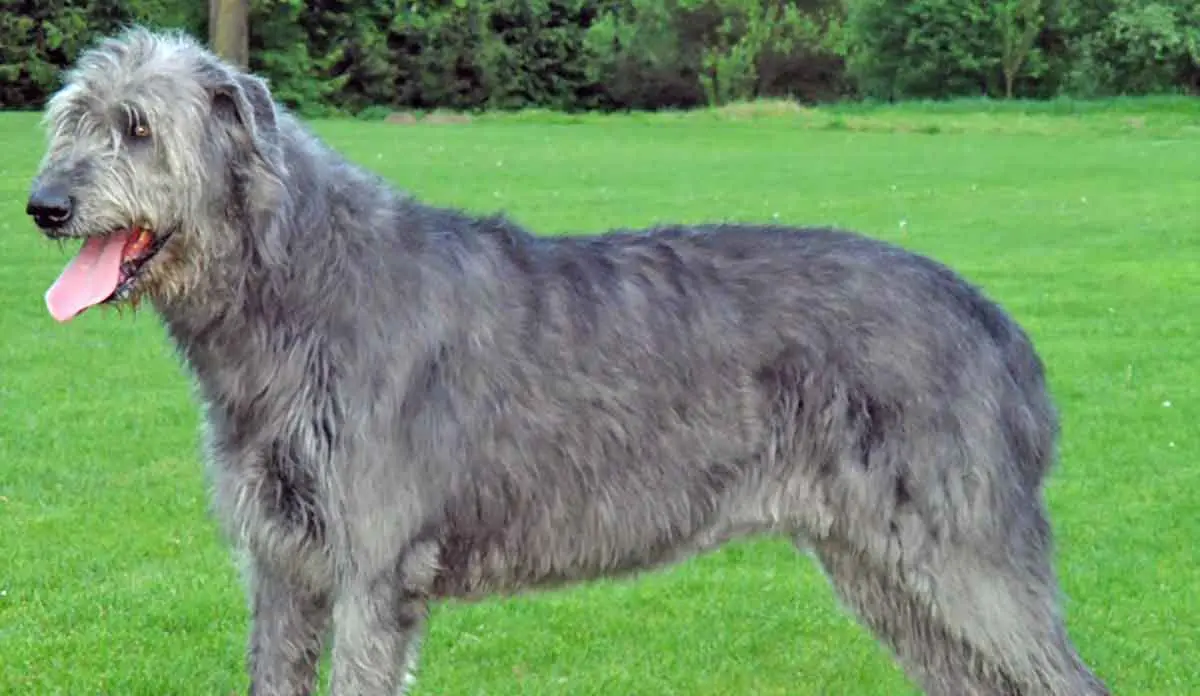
xmin=45 ymin=231 xmax=131 ymax=323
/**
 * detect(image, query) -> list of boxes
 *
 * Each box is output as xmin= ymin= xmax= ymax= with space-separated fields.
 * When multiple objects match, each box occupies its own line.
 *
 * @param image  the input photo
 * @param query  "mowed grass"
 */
xmin=1 ymin=101 xmax=1197 ymax=695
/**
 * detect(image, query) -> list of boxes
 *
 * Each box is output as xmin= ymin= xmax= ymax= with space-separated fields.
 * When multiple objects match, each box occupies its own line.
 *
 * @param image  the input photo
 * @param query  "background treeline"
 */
xmin=1 ymin=0 xmax=1198 ymax=115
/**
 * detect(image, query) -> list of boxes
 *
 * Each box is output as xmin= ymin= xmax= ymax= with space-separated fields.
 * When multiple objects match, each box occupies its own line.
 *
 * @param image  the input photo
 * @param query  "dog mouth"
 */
xmin=45 ymin=226 xmax=172 ymax=323
xmin=113 ymin=227 xmax=171 ymax=298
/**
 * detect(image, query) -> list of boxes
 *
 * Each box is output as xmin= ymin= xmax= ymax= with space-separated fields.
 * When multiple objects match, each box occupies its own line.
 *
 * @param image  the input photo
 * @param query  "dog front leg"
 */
xmin=246 ymin=557 xmax=333 ymax=696
xmin=327 ymin=570 xmax=428 ymax=696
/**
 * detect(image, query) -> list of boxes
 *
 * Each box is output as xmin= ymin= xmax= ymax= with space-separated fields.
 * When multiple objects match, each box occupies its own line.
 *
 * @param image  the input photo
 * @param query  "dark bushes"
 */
xmin=1 ymin=0 xmax=1195 ymax=114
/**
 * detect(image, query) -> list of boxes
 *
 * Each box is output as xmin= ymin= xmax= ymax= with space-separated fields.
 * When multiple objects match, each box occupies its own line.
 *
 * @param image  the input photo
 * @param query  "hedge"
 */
xmin=0 ymin=0 xmax=1195 ymax=115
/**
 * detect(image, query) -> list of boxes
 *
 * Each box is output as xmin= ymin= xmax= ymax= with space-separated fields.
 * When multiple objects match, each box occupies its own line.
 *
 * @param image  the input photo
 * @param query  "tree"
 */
xmin=996 ymin=0 xmax=1045 ymax=98
xmin=209 ymin=0 xmax=249 ymax=68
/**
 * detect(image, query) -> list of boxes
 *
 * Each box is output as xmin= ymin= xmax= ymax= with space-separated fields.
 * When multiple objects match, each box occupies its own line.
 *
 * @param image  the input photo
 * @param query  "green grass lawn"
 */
xmin=1 ymin=101 xmax=1197 ymax=695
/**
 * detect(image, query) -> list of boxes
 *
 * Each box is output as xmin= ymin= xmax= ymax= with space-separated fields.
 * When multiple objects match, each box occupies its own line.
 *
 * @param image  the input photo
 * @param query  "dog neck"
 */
xmin=151 ymin=114 xmax=442 ymax=411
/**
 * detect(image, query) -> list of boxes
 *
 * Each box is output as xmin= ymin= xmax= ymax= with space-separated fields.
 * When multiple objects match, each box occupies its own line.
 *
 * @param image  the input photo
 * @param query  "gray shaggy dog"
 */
xmin=28 ymin=27 xmax=1108 ymax=696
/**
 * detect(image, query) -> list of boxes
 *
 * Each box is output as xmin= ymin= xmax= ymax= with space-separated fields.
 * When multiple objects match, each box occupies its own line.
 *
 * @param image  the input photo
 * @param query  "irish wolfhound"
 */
xmin=28 ymin=27 xmax=1107 ymax=696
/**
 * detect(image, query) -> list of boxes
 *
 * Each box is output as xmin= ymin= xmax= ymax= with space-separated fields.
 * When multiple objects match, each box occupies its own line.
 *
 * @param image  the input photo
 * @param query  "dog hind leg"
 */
xmin=799 ymin=505 xmax=1107 ymax=696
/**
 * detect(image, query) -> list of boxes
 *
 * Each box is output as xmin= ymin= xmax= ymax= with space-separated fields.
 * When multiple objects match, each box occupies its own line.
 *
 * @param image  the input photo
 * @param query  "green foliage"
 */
xmin=477 ymin=0 xmax=607 ymax=110
xmin=583 ymin=0 xmax=711 ymax=109
xmin=0 ymin=0 xmax=1197 ymax=113
xmin=843 ymin=0 xmax=1051 ymax=100
xmin=0 ymin=1 xmax=110 ymax=107
xmin=1062 ymin=0 xmax=1200 ymax=96
xmin=841 ymin=0 xmax=1200 ymax=100
xmin=0 ymin=0 xmax=206 ymax=108
xmin=583 ymin=0 xmax=846 ymax=109
xmin=387 ymin=2 xmax=486 ymax=111
xmin=997 ymin=0 xmax=1047 ymax=98
xmin=246 ymin=0 xmax=347 ymax=117
xmin=696 ymin=0 xmax=837 ymax=105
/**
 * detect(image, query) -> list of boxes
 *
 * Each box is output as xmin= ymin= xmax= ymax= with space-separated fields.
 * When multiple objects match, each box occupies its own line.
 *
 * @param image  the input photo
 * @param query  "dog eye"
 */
xmin=129 ymin=122 xmax=151 ymax=138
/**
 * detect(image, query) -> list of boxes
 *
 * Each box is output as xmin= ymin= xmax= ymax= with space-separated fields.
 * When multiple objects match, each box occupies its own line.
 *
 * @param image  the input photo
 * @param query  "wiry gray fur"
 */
xmin=29 ymin=27 xmax=1108 ymax=696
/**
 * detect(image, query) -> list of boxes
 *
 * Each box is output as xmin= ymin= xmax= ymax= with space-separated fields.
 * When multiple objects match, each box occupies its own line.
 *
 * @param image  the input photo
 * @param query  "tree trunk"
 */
xmin=209 ymin=0 xmax=250 ymax=69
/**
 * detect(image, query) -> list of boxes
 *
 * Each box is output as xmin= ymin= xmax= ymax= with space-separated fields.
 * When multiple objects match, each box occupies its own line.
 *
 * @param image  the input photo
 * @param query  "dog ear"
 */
xmin=210 ymin=71 xmax=282 ymax=169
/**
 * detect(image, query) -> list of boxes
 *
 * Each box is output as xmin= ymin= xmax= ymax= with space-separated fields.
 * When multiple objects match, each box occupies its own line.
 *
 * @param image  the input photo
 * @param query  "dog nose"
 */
xmin=26 ymin=184 xmax=74 ymax=230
